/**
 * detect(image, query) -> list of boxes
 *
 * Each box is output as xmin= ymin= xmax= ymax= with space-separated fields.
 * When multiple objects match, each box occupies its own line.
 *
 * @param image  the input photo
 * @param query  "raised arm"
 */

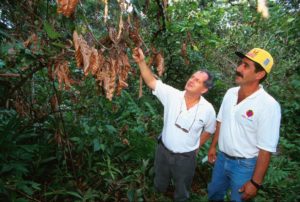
xmin=132 ymin=48 xmax=157 ymax=90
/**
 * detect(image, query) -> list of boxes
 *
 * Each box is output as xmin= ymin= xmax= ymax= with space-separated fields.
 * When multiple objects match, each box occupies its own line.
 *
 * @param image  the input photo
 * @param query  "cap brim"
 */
xmin=235 ymin=51 xmax=255 ymax=63
xmin=235 ymin=51 xmax=246 ymax=59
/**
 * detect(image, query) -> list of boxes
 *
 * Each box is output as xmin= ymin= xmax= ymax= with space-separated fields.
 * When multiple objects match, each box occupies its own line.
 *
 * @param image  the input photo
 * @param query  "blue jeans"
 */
xmin=208 ymin=152 xmax=257 ymax=202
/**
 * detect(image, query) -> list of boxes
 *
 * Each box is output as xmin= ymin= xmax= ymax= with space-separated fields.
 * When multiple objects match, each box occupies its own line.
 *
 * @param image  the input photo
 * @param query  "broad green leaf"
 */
xmin=192 ymin=44 xmax=199 ymax=51
xmin=66 ymin=191 xmax=83 ymax=199
xmin=15 ymin=198 xmax=28 ymax=202
xmin=127 ymin=189 xmax=135 ymax=202
xmin=43 ymin=22 xmax=61 ymax=39
xmin=105 ymin=125 xmax=117 ymax=134
xmin=287 ymin=17 xmax=295 ymax=23
xmin=51 ymin=42 xmax=66 ymax=48
xmin=0 ymin=59 xmax=5 ymax=68
xmin=16 ymin=183 xmax=33 ymax=195
xmin=93 ymin=138 xmax=101 ymax=152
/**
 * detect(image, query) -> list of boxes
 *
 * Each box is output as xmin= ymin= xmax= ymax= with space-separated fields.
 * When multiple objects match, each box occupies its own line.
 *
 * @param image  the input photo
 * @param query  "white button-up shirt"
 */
xmin=153 ymin=80 xmax=216 ymax=153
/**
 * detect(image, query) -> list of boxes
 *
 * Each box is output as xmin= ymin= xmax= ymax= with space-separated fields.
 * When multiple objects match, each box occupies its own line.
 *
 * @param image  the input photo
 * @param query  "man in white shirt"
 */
xmin=208 ymin=48 xmax=281 ymax=202
xmin=132 ymin=48 xmax=216 ymax=201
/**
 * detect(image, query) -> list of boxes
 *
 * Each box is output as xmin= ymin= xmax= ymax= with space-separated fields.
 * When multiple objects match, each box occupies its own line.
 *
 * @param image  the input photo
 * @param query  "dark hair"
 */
xmin=201 ymin=69 xmax=214 ymax=90
xmin=254 ymin=62 xmax=267 ymax=83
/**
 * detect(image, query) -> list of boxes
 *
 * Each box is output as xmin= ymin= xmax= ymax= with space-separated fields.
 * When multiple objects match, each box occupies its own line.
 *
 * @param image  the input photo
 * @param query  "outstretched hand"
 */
xmin=132 ymin=47 xmax=145 ymax=64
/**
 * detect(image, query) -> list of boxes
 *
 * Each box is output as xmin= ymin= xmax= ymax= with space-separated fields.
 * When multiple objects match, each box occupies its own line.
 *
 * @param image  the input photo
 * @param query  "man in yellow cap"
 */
xmin=207 ymin=48 xmax=281 ymax=201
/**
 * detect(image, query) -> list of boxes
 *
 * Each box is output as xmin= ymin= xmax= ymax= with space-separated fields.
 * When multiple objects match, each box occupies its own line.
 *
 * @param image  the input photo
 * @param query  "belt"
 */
xmin=222 ymin=151 xmax=247 ymax=160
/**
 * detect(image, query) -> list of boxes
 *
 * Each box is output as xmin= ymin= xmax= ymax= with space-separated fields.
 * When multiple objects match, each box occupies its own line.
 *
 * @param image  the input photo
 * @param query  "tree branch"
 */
xmin=7 ymin=63 xmax=45 ymax=97
xmin=0 ymin=73 xmax=20 ymax=78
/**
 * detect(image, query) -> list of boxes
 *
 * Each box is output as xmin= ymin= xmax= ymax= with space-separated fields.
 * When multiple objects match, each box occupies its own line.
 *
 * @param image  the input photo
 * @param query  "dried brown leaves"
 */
xmin=57 ymin=0 xmax=79 ymax=17
xmin=181 ymin=32 xmax=194 ymax=65
xmin=23 ymin=33 xmax=39 ymax=52
xmin=52 ymin=8 xmax=164 ymax=101
xmin=53 ymin=60 xmax=74 ymax=90
xmin=73 ymin=30 xmax=132 ymax=101
xmin=148 ymin=48 xmax=165 ymax=77
xmin=15 ymin=95 xmax=29 ymax=117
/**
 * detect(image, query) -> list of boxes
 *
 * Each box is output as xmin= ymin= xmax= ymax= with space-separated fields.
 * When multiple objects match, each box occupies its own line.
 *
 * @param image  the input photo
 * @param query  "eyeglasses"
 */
xmin=174 ymin=100 xmax=199 ymax=133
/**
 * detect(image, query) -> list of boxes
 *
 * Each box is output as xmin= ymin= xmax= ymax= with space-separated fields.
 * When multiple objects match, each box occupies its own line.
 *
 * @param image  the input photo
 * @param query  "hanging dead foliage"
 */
xmin=180 ymin=32 xmax=193 ymax=65
xmin=181 ymin=42 xmax=190 ymax=65
xmin=149 ymin=47 xmax=165 ymax=77
xmin=73 ymin=32 xmax=92 ymax=75
xmin=55 ymin=5 xmax=163 ymax=101
xmin=54 ymin=129 xmax=63 ymax=145
xmin=117 ymin=15 xmax=124 ymax=41
xmin=72 ymin=27 xmax=134 ymax=101
xmin=23 ymin=33 xmax=39 ymax=53
xmin=53 ymin=60 xmax=73 ymax=90
xmin=57 ymin=0 xmax=79 ymax=17
xmin=155 ymin=52 xmax=165 ymax=77
xmin=181 ymin=42 xmax=187 ymax=58
xmin=50 ymin=94 xmax=59 ymax=112
xmin=116 ymin=52 xmax=130 ymax=95
xmin=257 ymin=0 xmax=269 ymax=18
xmin=48 ymin=62 xmax=55 ymax=81
xmin=15 ymin=95 xmax=29 ymax=117
xmin=129 ymin=16 xmax=142 ymax=48
xmin=103 ymin=0 xmax=108 ymax=23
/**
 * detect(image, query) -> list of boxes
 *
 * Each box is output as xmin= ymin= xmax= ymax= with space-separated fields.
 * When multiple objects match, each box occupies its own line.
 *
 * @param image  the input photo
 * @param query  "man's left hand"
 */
xmin=239 ymin=181 xmax=258 ymax=200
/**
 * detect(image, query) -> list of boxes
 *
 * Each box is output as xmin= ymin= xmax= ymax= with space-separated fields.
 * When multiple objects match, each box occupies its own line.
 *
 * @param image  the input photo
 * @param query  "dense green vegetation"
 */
xmin=0 ymin=0 xmax=299 ymax=201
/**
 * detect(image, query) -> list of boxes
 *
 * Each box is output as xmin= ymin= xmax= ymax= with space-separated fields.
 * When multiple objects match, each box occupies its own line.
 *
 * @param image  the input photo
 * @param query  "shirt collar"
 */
xmin=236 ymin=85 xmax=265 ymax=99
xmin=182 ymin=90 xmax=205 ymax=105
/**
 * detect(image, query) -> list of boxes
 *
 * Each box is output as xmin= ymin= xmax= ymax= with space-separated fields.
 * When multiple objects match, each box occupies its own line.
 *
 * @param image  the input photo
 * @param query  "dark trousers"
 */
xmin=154 ymin=141 xmax=196 ymax=202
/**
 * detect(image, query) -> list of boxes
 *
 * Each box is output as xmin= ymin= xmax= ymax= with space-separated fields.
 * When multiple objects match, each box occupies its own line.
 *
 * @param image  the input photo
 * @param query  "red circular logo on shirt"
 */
xmin=246 ymin=110 xmax=254 ymax=117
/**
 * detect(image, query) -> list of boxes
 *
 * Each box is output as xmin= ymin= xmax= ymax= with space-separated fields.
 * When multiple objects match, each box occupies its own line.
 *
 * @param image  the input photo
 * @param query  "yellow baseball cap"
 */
xmin=235 ymin=48 xmax=274 ymax=73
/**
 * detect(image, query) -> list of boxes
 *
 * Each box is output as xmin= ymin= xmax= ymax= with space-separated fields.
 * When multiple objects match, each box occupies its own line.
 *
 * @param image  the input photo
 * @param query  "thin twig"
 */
xmin=6 ymin=186 xmax=41 ymax=202
xmin=8 ymin=63 xmax=45 ymax=98
xmin=78 ymin=0 xmax=110 ymax=50
xmin=0 ymin=73 xmax=20 ymax=77
xmin=51 ymin=80 xmax=78 ymax=182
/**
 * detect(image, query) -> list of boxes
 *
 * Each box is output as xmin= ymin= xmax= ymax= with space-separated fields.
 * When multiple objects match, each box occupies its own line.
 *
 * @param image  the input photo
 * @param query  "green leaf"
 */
xmin=43 ymin=22 xmax=61 ymax=39
xmin=192 ymin=44 xmax=199 ymax=51
xmin=15 ymin=198 xmax=29 ymax=202
xmin=105 ymin=125 xmax=117 ymax=134
xmin=66 ymin=191 xmax=83 ymax=199
xmin=51 ymin=42 xmax=66 ymax=48
xmin=127 ymin=189 xmax=135 ymax=202
xmin=287 ymin=18 xmax=295 ymax=23
xmin=93 ymin=138 xmax=101 ymax=152
xmin=0 ymin=59 xmax=5 ymax=68
xmin=16 ymin=183 xmax=33 ymax=195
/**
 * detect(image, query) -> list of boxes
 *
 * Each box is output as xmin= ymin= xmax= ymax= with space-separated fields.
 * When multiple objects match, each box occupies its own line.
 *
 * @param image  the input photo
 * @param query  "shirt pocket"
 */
xmin=192 ymin=119 xmax=205 ymax=134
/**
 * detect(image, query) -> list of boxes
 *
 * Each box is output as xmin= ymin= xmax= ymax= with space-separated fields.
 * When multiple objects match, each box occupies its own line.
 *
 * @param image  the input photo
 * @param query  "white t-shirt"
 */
xmin=218 ymin=86 xmax=281 ymax=158
xmin=153 ymin=80 xmax=216 ymax=153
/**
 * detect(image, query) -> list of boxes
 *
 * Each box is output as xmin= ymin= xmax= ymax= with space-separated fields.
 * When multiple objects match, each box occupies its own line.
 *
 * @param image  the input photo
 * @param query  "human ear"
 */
xmin=256 ymin=71 xmax=266 ymax=80
xmin=201 ymin=88 xmax=208 ymax=94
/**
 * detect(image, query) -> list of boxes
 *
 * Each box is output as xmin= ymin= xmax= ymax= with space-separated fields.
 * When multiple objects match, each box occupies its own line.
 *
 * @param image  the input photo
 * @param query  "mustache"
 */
xmin=235 ymin=71 xmax=243 ymax=78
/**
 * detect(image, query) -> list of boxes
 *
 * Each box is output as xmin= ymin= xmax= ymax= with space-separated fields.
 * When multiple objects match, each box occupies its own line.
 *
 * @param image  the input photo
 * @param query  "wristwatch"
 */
xmin=250 ymin=179 xmax=263 ymax=190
